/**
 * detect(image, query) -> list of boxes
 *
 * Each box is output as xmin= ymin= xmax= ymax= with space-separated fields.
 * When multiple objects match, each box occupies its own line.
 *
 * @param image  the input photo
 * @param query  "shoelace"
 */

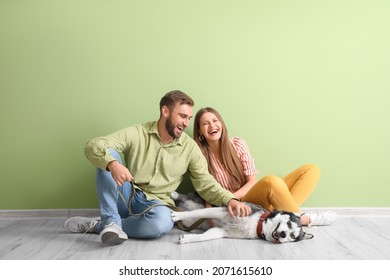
xmin=83 ymin=220 xmax=99 ymax=234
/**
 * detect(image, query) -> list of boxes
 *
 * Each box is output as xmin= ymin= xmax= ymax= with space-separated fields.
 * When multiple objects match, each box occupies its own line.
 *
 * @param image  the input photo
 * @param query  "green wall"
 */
xmin=1 ymin=0 xmax=389 ymax=209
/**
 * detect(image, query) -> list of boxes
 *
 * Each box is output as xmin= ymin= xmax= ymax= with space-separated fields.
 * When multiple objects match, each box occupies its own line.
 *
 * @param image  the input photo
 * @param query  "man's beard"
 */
xmin=166 ymin=117 xmax=182 ymax=139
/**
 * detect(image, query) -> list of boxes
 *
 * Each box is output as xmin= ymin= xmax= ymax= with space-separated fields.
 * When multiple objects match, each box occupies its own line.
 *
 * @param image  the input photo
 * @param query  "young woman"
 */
xmin=193 ymin=107 xmax=337 ymax=226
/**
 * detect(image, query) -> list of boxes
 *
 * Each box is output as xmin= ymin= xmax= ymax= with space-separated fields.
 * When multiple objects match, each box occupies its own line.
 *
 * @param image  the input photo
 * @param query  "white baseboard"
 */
xmin=301 ymin=207 xmax=390 ymax=217
xmin=0 ymin=209 xmax=99 ymax=219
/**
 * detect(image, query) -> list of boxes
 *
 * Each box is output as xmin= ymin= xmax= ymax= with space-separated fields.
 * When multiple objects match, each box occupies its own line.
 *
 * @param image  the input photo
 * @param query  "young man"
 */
xmin=64 ymin=90 xmax=251 ymax=245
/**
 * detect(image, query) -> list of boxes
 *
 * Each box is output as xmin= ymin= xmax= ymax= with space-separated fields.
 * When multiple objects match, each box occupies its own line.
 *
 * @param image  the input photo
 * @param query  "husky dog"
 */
xmin=171 ymin=191 xmax=205 ymax=211
xmin=171 ymin=191 xmax=313 ymax=244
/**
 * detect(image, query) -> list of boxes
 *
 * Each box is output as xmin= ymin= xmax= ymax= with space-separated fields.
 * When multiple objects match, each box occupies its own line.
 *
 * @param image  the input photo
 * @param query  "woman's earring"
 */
xmin=199 ymin=135 xmax=204 ymax=141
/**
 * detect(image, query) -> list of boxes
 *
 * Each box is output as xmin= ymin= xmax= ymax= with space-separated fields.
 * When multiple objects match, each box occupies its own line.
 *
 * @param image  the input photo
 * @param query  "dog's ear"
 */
xmin=268 ymin=210 xmax=281 ymax=219
xmin=303 ymin=232 xmax=314 ymax=240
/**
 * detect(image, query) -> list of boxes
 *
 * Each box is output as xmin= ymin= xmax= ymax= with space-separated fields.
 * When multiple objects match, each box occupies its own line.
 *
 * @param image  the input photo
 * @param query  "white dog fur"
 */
xmin=171 ymin=202 xmax=313 ymax=244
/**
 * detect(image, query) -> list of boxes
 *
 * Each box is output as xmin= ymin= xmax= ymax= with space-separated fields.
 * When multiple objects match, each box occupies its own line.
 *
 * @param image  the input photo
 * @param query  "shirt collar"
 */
xmin=149 ymin=121 xmax=184 ymax=146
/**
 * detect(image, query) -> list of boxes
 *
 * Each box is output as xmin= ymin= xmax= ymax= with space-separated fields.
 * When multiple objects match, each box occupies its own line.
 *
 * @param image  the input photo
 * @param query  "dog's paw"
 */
xmin=178 ymin=234 xmax=185 ymax=244
xmin=171 ymin=211 xmax=181 ymax=222
xmin=178 ymin=234 xmax=193 ymax=244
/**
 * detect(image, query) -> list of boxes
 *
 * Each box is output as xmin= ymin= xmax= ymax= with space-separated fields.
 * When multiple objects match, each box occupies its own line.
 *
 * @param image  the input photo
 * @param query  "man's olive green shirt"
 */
xmin=84 ymin=121 xmax=235 ymax=207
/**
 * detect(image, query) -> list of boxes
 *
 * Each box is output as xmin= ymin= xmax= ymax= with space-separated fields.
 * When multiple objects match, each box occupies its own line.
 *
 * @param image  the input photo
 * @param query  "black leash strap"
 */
xmin=176 ymin=218 xmax=208 ymax=232
xmin=117 ymin=180 xmax=166 ymax=216
xmin=118 ymin=182 xmax=207 ymax=230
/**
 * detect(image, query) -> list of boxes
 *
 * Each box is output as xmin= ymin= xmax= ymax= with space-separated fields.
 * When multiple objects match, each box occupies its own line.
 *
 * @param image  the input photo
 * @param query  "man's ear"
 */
xmin=161 ymin=105 xmax=169 ymax=117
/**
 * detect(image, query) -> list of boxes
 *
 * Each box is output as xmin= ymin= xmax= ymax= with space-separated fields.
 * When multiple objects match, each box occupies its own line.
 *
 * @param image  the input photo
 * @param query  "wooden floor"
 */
xmin=1 ymin=208 xmax=390 ymax=260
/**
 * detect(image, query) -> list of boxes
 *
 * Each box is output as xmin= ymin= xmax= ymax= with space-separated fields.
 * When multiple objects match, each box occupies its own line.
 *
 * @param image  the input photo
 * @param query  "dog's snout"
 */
xmin=279 ymin=231 xmax=286 ymax=238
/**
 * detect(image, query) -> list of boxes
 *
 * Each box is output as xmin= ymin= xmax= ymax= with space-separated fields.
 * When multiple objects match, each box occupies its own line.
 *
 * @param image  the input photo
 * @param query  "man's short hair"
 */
xmin=160 ymin=90 xmax=194 ymax=111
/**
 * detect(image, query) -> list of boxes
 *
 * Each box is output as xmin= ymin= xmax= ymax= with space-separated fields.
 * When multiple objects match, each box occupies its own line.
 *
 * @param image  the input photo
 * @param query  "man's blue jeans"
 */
xmin=94 ymin=149 xmax=174 ymax=238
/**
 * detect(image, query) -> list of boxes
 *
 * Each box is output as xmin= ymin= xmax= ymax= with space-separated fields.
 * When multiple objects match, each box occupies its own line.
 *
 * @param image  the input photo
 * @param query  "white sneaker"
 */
xmin=64 ymin=216 xmax=100 ymax=233
xmin=306 ymin=211 xmax=338 ymax=227
xmin=100 ymin=223 xmax=128 ymax=245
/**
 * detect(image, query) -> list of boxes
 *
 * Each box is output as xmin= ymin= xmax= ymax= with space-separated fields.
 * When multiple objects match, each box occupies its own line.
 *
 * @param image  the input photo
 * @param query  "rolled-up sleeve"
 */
xmin=231 ymin=137 xmax=259 ymax=176
xmin=84 ymin=127 xmax=134 ymax=170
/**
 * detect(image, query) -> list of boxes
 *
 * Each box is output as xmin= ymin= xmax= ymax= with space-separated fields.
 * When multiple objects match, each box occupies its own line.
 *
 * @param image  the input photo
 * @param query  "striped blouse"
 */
xmin=209 ymin=137 xmax=259 ymax=193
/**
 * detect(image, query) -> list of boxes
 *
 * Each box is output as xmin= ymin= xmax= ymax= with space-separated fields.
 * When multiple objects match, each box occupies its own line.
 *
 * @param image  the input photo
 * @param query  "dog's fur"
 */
xmin=171 ymin=191 xmax=314 ymax=244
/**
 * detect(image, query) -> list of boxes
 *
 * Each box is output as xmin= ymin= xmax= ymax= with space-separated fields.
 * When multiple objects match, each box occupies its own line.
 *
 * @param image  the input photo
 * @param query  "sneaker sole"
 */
xmin=101 ymin=231 xmax=127 ymax=245
xmin=63 ymin=217 xmax=99 ymax=233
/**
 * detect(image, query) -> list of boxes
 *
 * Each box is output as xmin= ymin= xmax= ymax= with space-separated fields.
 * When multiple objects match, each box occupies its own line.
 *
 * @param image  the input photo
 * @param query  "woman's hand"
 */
xmin=227 ymin=199 xmax=252 ymax=218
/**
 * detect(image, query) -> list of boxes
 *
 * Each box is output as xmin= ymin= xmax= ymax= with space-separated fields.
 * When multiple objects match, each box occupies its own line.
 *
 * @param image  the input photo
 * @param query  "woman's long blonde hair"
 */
xmin=193 ymin=107 xmax=246 ymax=189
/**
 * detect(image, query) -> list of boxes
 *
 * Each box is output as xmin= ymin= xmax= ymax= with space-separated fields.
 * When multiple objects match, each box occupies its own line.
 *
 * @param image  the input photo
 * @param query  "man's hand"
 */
xmin=107 ymin=160 xmax=134 ymax=186
xmin=227 ymin=199 xmax=252 ymax=218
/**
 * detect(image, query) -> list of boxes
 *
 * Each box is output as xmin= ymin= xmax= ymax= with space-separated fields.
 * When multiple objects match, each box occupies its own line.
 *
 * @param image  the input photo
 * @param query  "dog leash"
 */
xmin=176 ymin=218 xmax=208 ymax=232
xmin=117 ymin=181 xmax=208 ymax=230
xmin=117 ymin=180 xmax=167 ymax=216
